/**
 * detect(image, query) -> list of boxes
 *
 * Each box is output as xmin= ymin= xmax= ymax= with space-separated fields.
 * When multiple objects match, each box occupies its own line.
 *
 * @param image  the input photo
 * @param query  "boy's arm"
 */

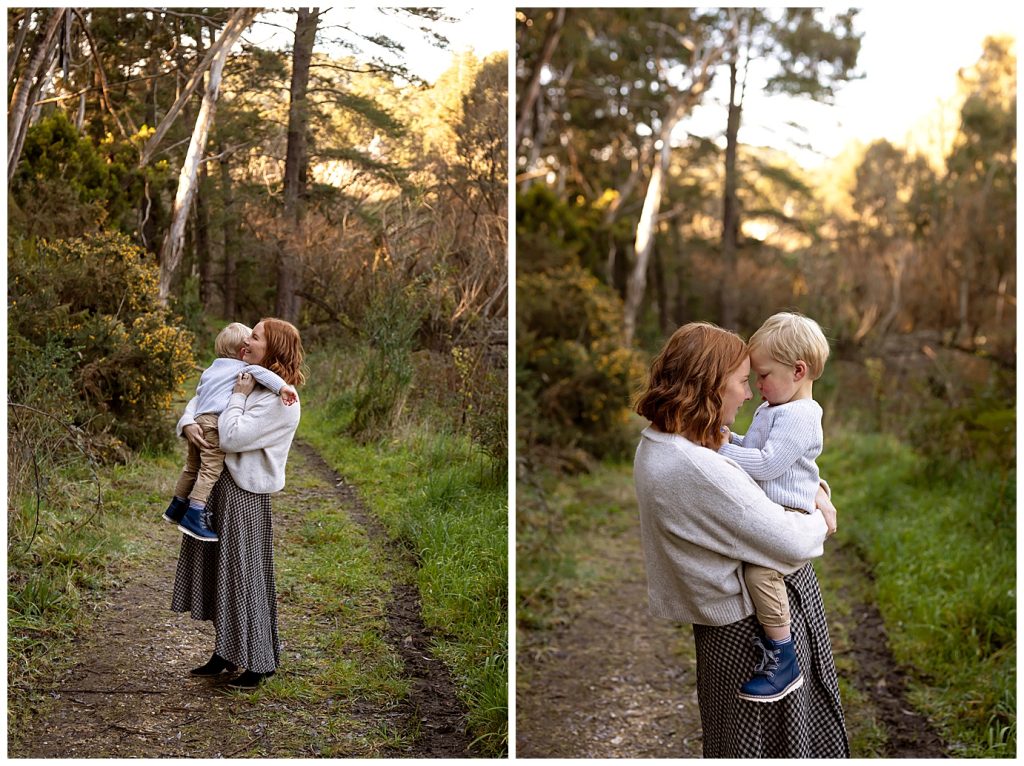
xmin=718 ymin=407 xmax=820 ymax=481
xmin=241 ymin=364 xmax=295 ymax=403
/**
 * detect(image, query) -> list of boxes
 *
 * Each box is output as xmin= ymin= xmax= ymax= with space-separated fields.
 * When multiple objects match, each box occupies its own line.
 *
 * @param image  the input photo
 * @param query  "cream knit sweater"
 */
xmin=634 ymin=426 xmax=827 ymax=626
xmin=177 ymin=389 xmax=300 ymax=494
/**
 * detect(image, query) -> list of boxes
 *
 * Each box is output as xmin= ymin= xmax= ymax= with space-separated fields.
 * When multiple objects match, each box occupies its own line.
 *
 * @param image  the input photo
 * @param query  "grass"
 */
xmin=297 ymin=341 xmax=508 ymax=756
xmin=516 ymin=461 xmax=637 ymax=630
xmin=517 ymin=417 xmax=1015 ymax=757
xmin=820 ymin=428 xmax=1016 ymax=757
xmin=6 ymin=448 xmax=181 ymax=743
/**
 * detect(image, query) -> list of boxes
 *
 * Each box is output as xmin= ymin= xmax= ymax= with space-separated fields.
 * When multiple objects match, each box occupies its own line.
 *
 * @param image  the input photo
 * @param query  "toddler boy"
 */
xmin=162 ymin=322 xmax=296 ymax=541
xmin=719 ymin=311 xmax=830 ymax=702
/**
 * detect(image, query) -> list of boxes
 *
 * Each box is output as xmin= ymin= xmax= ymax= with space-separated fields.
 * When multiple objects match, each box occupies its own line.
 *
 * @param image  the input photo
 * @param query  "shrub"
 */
xmin=8 ymin=110 xmax=149 ymax=239
xmin=517 ymin=263 xmax=645 ymax=460
xmin=348 ymin=279 xmax=421 ymax=439
xmin=8 ymin=232 xmax=195 ymax=451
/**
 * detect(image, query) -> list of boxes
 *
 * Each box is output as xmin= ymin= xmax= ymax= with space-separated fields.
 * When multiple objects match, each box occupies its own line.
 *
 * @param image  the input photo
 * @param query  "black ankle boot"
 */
xmin=227 ymin=669 xmax=274 ymax=689
xmin=190 ymin=653 xmax=237 ymax=676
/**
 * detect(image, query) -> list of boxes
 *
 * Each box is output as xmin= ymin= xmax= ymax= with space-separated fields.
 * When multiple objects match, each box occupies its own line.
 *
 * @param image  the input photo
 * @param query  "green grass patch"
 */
xmin=7 ymin=448 xmax=181 ymax=741
xmin=300 ymin=359 xmax=508 ymax=756
xmin=516 ymin=461 xmax=637 ymax=630
xmin=820 ymin=429 xmax=1016 ymax=757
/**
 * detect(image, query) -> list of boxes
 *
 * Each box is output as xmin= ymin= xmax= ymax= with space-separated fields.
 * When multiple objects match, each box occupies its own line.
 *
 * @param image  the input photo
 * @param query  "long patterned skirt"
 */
xmin=692 ymin=563 xmax=849 ymax=757
xmin=170 ymin=471 xmax=280 ymax=674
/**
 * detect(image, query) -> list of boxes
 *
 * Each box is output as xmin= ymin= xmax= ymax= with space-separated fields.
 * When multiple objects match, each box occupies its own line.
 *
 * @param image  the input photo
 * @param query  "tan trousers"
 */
xmin=744 ymin=506 xmax=805 ymax=628
xmin=172 ymin=413 xmax=224 ymax=505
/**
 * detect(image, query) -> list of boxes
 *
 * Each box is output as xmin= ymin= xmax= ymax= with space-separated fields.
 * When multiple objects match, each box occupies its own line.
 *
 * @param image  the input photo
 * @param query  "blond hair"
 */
xmin=748 ymin=312 xmax=830 ymax=380
xmin=634 ymin=322 xmax=747 ymax=448
xmin=214 ymin=322 xmax=251 ymax=358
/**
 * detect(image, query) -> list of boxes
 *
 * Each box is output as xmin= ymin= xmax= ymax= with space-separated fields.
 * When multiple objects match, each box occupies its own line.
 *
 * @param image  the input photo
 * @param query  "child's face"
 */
xmin=749 ymin=348 xmax=802 ymax=405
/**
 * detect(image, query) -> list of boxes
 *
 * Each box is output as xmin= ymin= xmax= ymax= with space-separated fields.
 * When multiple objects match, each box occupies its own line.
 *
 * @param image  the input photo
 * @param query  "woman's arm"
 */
xmin=650 ymin=450 xmax=829 ymax=574
xmin=218 ymin=389 xmax=300 ymax=453
xmin=176 ymin=396 xmax=198 ymax=437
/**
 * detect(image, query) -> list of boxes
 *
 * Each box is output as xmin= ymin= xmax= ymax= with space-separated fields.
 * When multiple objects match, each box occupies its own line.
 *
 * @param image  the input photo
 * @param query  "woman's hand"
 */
xmin=233 ymin=371 xmax=256 ymax=396
xmin=815 ymin=485 xmax=837 ymax=537
xmin=183 ymin=423 xmax=213 ymax=450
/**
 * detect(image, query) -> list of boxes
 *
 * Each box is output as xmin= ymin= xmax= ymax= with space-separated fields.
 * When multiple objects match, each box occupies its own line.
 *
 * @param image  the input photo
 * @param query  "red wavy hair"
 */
xmin=258 ymin=317 xmax=306 ymax=387
xmin=634 ymin=322 xmax=747 ymax=448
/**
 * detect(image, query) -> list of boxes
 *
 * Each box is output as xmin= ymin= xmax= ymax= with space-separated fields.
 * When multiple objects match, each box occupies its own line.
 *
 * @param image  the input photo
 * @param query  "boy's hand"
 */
xmin=280 ymin=385 xmax=298 ymax=406
xmin=718 ymin=426 xmax=731 ymax=449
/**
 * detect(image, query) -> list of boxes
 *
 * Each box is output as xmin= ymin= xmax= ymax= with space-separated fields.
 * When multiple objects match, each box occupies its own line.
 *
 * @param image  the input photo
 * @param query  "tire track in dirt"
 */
xmin=292 ymin=442 xmax=474 ymax=757
xmin=517 ymin=514 xmax=949 ymax=757
xmin=9 ymin=442 xmax=473 ymax=758
xmin=826 ymin=543 xmax=949 ymax=757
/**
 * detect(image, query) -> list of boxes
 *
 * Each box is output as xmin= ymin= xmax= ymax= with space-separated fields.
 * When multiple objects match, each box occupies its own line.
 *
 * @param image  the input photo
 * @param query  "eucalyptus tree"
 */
xmin=942 ymin=36 xmax=1016 ymax=348
xmin=714 ymin=7 xmax=861 ymax=329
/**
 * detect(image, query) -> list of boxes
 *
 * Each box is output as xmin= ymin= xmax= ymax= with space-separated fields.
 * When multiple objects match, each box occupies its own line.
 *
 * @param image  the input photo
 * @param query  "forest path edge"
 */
xmin=8 ymin=441 xmax=474 ymax=757
xmin=516 ymin=465 xmax=951 ymax=758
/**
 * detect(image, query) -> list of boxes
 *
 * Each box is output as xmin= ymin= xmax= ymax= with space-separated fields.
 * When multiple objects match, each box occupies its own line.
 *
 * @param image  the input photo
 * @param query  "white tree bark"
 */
xmin=141 ymin=9 xmax=256 ymax=167
xmin=158 ymin=8 xmax=257 ymax=304
xmin=8 ymin=8 xmax=66 ymax=183
xmin=621 ymin=38 xmax=726 ymax=346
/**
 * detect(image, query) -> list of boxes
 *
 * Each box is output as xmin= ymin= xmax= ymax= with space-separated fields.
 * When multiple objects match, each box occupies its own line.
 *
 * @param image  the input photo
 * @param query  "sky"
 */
xmin=247 ymin=7 xmax=509 ymax=84
xmin=676 ymin=3 xmax=1020 ymax=168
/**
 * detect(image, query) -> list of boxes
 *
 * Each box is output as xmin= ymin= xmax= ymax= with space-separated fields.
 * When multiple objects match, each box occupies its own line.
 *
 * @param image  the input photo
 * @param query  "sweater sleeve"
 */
xmin=175 ymin=396 xmax=199 ymax=438
xmin=218 ymin=390 xmax=300 ymax=453
xmin=242 ymin=364 xmax=288 ymax=396
xmin=718 ymin=405 xmax=818 ymax=481
xmin=657 ymin=450 xmax=827 ymax=573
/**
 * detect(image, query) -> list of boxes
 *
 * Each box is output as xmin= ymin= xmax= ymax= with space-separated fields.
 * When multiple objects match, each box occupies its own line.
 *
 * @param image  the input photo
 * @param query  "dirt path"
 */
xmin=516 ymin=514 xmax=948 ymax=758
xmin=516 ymin=525 xmax=703 ymax=757
xmin=10 ymin=442 xmax=473 ymax=758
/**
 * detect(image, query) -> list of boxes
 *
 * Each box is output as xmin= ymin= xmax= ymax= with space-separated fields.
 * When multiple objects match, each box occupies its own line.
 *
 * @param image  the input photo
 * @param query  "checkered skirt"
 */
xmin=692 ymin=562 xmax=849 ymax=757
xmin=170 ymin=471 xmax=281 ymax=674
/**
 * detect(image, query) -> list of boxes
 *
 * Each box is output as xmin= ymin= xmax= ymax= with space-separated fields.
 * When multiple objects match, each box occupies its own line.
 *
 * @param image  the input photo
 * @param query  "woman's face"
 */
xmin=720 ymin=356 xmax=752 ymax=426
xmin=242 ymin=321 xmax=268 ymax=366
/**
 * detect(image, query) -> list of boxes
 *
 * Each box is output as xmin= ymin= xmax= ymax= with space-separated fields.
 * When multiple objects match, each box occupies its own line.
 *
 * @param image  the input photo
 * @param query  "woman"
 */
xmin=633 ymin=322 xmax=847 ymax=757
xmin=171 ymin=318 xmax=305 ymax=690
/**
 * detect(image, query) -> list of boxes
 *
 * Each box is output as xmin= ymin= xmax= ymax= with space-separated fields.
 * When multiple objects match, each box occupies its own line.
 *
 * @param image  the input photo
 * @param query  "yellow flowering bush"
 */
xmin=9 ymin=232 xmax=195 ymax=452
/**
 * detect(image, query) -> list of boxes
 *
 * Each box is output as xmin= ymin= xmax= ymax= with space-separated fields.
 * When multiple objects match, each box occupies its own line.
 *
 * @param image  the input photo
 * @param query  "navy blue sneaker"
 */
xmin=162 ymin=496 xmax=189 ymax=524
xmin=177 ymin=502 xmax=218 ymax=542
xmin=737 ymin=635 xmax=803 ymax=702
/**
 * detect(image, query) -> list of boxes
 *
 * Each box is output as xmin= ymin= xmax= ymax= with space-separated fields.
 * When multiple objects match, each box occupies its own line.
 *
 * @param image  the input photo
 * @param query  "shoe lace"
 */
xmin=750 ymin=636 xmax=780 ymax=678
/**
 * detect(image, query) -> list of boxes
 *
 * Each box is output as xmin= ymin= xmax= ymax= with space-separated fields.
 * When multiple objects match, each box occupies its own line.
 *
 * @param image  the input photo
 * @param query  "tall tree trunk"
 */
xmin=8 ymin=8 xmax=65 ymax=182
xmin=621 ymin=38 xmax=727 ymax=346
xmin=219 ymin=147 xmax=239 ymax=319
xmin=275 ymin=7 xmax=319 ymax=323
xmin=623 ymin=140 xmax=670 ymax=346
xmin=158 ymin=8 xmax=256 ymax=304
xmin=516 ymin=8 xmax=567 ymax=152
xmin=140 ymin=8 xmax=256 ymax=167
xmin=196 ymin=161 xmax=213 ymax=309
xmin=720 ymin=57 xmax=742 ymax=330
xmin=8 ymin=9 xmax=33 ymax=86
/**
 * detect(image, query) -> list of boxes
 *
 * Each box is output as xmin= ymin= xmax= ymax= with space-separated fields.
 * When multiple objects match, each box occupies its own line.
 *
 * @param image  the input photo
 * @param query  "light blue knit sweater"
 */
xmin=719 ymin=399 xmax=823 ymax=513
